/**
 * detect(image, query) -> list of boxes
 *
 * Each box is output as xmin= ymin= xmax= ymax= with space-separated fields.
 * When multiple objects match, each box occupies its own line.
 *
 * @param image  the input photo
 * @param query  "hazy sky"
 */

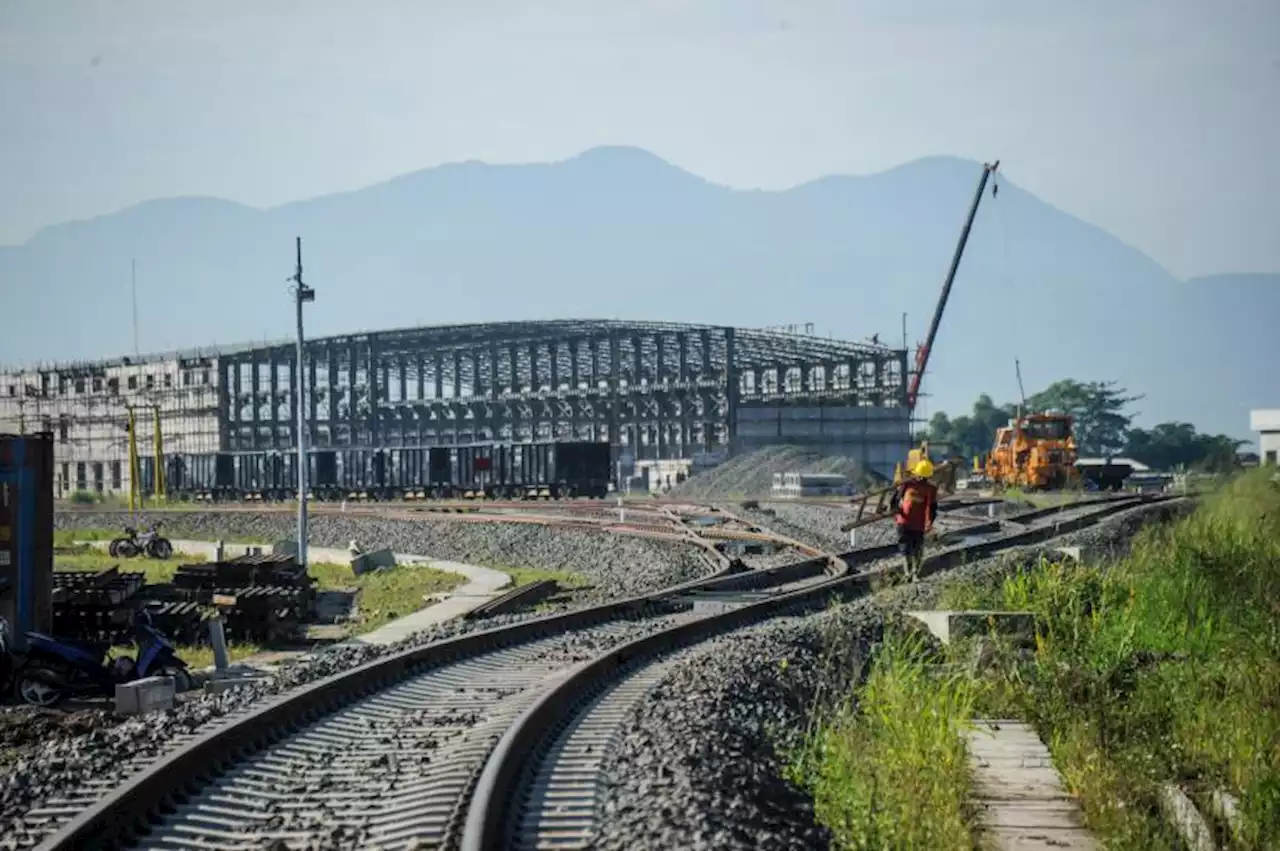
xmin=2 ymin=0 xmax=1277 ymax=278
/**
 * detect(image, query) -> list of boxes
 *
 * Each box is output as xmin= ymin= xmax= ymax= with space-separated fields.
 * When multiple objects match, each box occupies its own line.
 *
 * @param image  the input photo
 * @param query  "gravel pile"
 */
xmin=595 ymin=499 xmax=1186 ymax=850
xmin=56 ymin=511 xmax=710 ymax=600
xmin=671 ymin=447 xmax=878 ymax=499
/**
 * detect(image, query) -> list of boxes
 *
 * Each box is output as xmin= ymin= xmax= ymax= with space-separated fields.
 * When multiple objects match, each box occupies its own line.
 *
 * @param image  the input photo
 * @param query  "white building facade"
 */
xmin=1250 ymin=409 xmax=1280 ymax=467
xmin=0 ymin=353 xmax=224 ymax=498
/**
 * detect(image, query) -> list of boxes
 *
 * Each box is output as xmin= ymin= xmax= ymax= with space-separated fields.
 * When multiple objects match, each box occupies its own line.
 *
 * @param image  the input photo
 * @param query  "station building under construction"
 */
xmin=0 ymin=319 xmax=911 ymax=498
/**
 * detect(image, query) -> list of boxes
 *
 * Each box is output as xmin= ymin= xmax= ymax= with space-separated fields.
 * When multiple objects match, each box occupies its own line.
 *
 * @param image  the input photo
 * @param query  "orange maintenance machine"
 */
xmin=982 ymin=412 xmax=1080 ymax=490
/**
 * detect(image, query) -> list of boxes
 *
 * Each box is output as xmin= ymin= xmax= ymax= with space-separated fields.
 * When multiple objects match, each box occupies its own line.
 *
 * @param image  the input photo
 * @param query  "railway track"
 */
xmin=29 ymin=494 xmax=1171 ymax=851
xmin=461 ymin=494 xmax=1172 ymax=851
xmin=56 ymin=501 xmax=807 ymax=556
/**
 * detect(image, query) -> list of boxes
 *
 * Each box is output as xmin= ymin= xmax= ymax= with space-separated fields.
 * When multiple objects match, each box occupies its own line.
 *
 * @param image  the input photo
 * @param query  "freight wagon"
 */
xmin=161 ymin=440 xmax=615 ymax=502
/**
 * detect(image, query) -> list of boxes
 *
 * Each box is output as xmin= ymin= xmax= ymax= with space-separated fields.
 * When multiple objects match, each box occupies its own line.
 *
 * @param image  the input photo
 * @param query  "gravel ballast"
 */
xmin=56 ymin=510 xmax=711 ymax=600
xmin=594 ymin=499 xmax=1188 ymax=850
xmin=16 ymin=501 xmax=1187 ymax=848
xmin=0 ymin=607 xmax=671 ymax=847
xmin=0 ymin=509 xmax=716 ymax=838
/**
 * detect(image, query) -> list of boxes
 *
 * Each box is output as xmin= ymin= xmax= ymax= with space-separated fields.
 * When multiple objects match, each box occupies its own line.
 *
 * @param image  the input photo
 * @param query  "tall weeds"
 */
xmin=786 ymin=633 xmax=980 ymax=850
xmin=944 ymin=469 xmax=1280 ymax=848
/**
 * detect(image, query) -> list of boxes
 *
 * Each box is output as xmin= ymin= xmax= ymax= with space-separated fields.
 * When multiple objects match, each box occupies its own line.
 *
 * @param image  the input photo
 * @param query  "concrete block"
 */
xmin=351 ymin=547 xmax=396 ymax=576
xmin=272 ymin=540 xmax=299 ymax=557
xmin=905 ymin=610 xmax=1038 ymax=646
xmin=115 ymin=676 xmax=176 ymax=715
xmin=1159 ymin=784 xmax=1215 ymax=851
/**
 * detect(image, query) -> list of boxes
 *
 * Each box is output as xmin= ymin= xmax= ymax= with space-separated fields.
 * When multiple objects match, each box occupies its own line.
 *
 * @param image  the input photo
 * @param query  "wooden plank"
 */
xmin=968 ymin=720 xmax=1097 ymax=850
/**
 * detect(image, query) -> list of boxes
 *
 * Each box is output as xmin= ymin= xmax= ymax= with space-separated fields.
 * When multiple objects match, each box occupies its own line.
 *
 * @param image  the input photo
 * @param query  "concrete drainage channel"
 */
xmin=30 ymin=495 xmax=1169 ymax=851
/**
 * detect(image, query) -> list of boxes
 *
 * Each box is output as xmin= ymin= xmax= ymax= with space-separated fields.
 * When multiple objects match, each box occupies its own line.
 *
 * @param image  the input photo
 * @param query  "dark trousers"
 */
xmin=897 ymin=527 xmax=925 ymax=578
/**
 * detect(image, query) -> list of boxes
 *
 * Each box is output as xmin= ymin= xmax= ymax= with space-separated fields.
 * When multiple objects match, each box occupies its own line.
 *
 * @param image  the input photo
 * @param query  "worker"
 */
xmin=891 ymin=459 xmax=939 ymax=581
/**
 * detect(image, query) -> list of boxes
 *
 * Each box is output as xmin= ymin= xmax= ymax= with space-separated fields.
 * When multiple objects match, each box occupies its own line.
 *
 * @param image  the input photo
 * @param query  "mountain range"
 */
xmin=1 ymin=146 xmax=1275 ymax=440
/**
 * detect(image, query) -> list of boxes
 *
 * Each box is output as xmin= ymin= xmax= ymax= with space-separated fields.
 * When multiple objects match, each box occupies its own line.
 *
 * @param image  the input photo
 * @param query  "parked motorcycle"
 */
xmin=14 ymin=611 xmax=191 ymax=707
xmin=109 ymin=523 xmax=174 ymax=559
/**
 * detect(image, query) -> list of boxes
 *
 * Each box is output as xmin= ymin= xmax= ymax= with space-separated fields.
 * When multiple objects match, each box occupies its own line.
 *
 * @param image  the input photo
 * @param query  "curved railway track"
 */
xmin=461 ymin=494 xmax=1172 ymax=851
xmin=57 ymin=500 xmax=812 ymax=557
xmin=31 ymin=494 xmax=1170 ymax=851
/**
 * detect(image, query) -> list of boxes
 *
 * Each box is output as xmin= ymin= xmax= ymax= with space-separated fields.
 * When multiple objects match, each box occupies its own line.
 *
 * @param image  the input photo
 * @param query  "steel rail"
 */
xmin=28 ymin=530 xmax=850 ymax=851
xmin=463 ymin=579 xmax=561 ymax=620
xmin=55 ymin=502 xmax=821 ymax=554
xmin=31 ymin=496 xmax=1162 ymax=850
xmin=460 ymin=495 xmax=1174 ymax=850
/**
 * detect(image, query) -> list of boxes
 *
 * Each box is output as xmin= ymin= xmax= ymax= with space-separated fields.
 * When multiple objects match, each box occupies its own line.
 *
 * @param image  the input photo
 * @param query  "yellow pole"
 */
xmin=127 ymin=406 xmax=139 ymax=512
xmin=153 ymin=406 xmax=166 ymax=501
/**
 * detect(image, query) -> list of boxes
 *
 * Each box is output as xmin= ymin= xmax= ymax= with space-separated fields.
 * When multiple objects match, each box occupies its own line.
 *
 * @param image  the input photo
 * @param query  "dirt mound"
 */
xmin=671 ymin=445 xmax=881 ymax=499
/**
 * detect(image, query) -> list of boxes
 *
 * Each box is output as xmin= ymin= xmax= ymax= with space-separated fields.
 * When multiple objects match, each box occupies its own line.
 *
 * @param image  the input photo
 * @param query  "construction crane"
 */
xmin=904 ymin=159 xmax=1000 ymax=416
xmin=895 ymin=159 xmax=1000 ymax=489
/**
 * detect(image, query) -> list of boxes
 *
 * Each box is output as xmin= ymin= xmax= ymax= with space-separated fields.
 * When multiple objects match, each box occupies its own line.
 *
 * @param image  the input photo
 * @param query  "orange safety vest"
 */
xmin=895 ymin=480 xmax=937 ymax=533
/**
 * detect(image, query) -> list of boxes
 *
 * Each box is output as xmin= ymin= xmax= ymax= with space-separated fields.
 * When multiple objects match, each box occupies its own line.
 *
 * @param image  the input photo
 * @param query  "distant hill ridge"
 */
xmin=1 ymin=146 xmax=1275 ymax=439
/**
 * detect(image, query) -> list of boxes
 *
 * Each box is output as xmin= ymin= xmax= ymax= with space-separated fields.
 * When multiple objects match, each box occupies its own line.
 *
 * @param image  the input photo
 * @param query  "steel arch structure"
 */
xmin=216 ymin=319 xmax=910 ymax=472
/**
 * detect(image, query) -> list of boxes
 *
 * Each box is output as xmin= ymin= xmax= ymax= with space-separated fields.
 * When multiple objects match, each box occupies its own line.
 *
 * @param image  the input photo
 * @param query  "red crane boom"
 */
xmin=905 ymin=159 xmax=1000 ymax=415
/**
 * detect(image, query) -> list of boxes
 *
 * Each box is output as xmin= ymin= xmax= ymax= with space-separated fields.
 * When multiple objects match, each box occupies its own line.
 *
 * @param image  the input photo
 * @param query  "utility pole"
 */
xmin=131 ymin=259 xmax=140 ymax=358
xmin=291 ymin=237 xmax=315 ymax=568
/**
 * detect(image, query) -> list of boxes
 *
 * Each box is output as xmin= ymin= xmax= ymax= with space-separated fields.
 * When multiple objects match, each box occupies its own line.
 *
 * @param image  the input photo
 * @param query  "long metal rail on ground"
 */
xmin=26 ymin=495 xmax=1176 ymax=851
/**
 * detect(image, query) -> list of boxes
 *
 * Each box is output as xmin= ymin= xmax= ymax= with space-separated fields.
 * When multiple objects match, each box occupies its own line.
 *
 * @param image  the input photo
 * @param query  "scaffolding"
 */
xmin=0 ymin=352 xmax=220 ymax=499
xmin=0 ymin=319 xmax=915 ymax=490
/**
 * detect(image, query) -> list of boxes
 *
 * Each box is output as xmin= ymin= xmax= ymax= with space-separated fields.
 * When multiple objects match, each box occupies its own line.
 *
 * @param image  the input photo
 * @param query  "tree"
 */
xmin=926 ymin=379 xmax=1140 ymax=460
xmin=1026 ymin=379 xmax=1141 ymax=456
xmin=927 ymin=380 xmax=1244 ymax=473
xmin=1124 ymin=422 xmax=1247 ymax=472
xmin=923 ymin=394 xmax=1016 ymax=461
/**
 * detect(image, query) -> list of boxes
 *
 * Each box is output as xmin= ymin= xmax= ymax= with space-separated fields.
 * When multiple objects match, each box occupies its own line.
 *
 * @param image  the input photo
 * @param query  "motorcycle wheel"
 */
xmin=147 ymin=538 xmax=174 ymax=559
xmin=108 ymin=539 xmax=124 ymax=558
xmin=117 ymin=540 xmax=141 ymax=558
xmin=18 ymin=670 xmax=65 ymax=708
xmin=155 ymin=664 xmax=192 ymax=694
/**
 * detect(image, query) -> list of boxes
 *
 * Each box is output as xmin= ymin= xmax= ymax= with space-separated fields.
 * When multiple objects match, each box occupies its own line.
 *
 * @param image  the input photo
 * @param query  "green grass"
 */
xmin=307 ymin=561 xmax=466 ymax=633
xmin=54 ymin=537 xmax=563 ymax=654
xmin=941 ymin=469 xmax=1280 ymax=848
xmin=786 ymin=632 xmax=982 ymax=850
xmin=54 ymin=527 xmax=119 ymax=545
xmin=54 ymin=546 xmax=202 ymax=584
xmin=502 ymin=565 xmax=590 ymax=589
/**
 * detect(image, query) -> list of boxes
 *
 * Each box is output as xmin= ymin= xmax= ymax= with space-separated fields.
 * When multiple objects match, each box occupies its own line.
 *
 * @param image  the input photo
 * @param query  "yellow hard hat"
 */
xmin=913 ymin=459 xmax=935 ymax=479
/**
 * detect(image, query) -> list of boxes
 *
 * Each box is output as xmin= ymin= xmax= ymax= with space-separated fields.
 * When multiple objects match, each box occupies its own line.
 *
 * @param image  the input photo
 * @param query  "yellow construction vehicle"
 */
xmin=894 ymin=440 xmax=959 ymax=494
xmin=982 ymin=412 xmax=1079 ymax=490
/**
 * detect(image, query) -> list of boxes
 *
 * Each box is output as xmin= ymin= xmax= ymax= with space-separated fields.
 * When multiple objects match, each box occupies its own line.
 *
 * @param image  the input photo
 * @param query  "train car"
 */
xmin=161 ymin=439 xmax=616 ymax=502
xmin=553 ymin=441 xmax=612 ymax=498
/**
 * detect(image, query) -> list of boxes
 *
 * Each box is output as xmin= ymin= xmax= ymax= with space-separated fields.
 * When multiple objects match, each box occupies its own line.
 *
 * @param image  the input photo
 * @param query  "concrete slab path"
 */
xmin=80 ymin=538 xmax=512 ymax=652
xmin=342 ymin=554 xmax=510 ymax=646
xmin=967 ymin=719 xmax=1098 ymax=850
